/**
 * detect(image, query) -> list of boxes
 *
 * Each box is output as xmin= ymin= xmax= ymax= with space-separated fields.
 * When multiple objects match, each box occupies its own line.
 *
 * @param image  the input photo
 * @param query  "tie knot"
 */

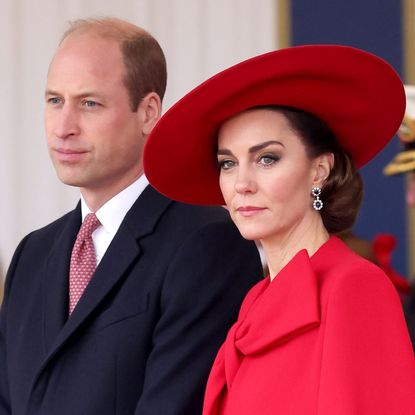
xmin=78 ymin=213 xmax=101 ymax=240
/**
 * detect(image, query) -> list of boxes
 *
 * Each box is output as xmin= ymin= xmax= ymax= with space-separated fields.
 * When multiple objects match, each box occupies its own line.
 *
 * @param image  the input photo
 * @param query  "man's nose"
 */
xmin=52 ymin=106 xmax=81 ymax=139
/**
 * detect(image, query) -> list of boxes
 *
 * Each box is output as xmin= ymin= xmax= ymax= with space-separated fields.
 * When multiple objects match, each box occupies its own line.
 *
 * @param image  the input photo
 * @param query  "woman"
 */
xmin=144 ymin=45 xmax=415 ymax=414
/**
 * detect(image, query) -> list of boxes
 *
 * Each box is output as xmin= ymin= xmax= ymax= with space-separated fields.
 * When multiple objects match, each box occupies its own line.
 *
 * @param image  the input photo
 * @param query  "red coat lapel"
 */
xmin=206 ymin=248 xmax=321 ymax=410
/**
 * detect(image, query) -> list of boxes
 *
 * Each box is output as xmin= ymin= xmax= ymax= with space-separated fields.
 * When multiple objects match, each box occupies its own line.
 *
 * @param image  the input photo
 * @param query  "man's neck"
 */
xmin=81 ymin=174 xmax=143 ymax=212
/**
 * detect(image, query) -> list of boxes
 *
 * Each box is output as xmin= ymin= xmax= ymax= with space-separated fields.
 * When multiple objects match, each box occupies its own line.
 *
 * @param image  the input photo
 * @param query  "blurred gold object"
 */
xmin=384 ymin=149 xmax=415 ymax=175
xmin=384 ymin=86 xmax=415 ymax=175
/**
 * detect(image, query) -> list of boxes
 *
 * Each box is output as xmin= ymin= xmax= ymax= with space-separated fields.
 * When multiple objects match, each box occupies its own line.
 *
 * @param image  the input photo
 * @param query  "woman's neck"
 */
xmin=261 ymin=214 xmax=329 ymax=280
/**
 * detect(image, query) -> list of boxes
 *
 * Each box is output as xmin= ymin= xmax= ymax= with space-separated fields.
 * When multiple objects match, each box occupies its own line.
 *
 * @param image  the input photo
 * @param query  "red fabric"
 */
xmin=69 ymin=213 xmax=101 ymax=314
xmin=203 ymin=237 xmax=415 ymax=414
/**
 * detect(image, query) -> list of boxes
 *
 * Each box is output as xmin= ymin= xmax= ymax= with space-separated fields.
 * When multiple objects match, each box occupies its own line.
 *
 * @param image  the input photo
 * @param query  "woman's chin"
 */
xmin=236 ymin=228 xmax=267 ymax=241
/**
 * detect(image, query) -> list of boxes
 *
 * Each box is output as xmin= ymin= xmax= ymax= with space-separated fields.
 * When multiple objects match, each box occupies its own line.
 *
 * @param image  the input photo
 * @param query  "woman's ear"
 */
xmin=138 ymin=92 xmax=162 ymax=136
xmin=312 ymin=152 xmax=334 ymax=186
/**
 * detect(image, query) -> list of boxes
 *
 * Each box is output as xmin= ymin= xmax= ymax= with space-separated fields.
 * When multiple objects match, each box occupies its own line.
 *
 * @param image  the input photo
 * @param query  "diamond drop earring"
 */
xmin=311 ymin=187 xmax=323 ymax=211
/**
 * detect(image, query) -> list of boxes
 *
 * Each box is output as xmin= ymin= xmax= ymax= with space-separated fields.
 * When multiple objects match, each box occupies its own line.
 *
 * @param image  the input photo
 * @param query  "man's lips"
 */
xmin=54 ymin=148 xmax=88 ymax=162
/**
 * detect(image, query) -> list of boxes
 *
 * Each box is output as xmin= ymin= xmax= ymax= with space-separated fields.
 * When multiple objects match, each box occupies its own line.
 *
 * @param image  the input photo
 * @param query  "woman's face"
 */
xmin=217 ymin=109 xmax=324 ymax=244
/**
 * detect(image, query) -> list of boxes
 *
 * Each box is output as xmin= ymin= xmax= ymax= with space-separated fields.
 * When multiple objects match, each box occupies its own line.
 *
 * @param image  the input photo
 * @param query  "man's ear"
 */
xmin=139 ymin=92 xmax=162 ymax=136
xmin=312 ymin=152 xmax=334 ymax=186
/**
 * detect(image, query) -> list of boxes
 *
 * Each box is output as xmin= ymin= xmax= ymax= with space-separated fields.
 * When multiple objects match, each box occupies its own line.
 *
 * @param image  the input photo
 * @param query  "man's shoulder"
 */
xmin=170 ymin=201 xmax=230 ymax=222
xmin=23 ymin=208 xmax=79 ymax=243
xmin=5 ymin=208 xmax=79 ymax=280
xmin=136 ymin=186 xmax=234 ymax=231
xmin=36 ymin=208 xmax=77 ymax=231
xmin=161 ymin=200 xmax=238 ymax=238
xmin=140 ymin=194 xmax=251 ymax=256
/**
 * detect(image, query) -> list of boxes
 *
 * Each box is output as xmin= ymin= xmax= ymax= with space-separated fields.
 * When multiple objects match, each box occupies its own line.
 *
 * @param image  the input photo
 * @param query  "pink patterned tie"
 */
xmin=69 ymin=213 xmax=101 ymax=314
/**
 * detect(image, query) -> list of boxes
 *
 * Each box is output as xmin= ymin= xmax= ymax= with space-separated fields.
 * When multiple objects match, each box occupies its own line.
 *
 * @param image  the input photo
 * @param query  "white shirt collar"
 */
xmin=80 ymin=175 xmax=149 ymax=265
xmin=80 ymin=174 xmax=149 ymax=233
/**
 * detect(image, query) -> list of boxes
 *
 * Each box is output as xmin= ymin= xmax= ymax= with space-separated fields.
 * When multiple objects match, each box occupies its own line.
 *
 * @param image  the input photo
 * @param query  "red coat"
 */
xmin=203 ymin=237 xmax=415 ymax=414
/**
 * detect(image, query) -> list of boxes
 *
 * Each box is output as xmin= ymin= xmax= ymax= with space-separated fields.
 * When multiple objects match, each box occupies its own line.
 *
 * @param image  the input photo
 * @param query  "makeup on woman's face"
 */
xmin=217 ymin=109 xmax=318 ymax=243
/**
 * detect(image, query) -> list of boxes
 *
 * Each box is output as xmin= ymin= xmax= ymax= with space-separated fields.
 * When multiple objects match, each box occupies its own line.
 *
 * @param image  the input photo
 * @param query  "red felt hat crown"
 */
xmin=144 ymin=45 xmax=405 ymax=205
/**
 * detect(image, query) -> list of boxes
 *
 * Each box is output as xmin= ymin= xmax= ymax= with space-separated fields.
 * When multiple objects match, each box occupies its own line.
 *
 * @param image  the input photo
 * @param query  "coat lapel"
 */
xmin=204 ymin=249 xmax=322 ymax=412
xmin=220 ymin=249 xmax=320 ymax=391
xmin=43 ymin=205 xmax=81 ymax=352
xmin=235 ymin=249 xmax=321 ymax=355
xmin=37 ymin=186 xmax=172 ymax=377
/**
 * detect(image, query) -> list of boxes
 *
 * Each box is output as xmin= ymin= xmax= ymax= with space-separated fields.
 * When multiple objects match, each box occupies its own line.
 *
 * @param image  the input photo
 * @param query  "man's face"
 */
xmin=45 ymin=33 xmax=146 ymax=202
xmin=407 ymin=172 xmax=415 ymax=207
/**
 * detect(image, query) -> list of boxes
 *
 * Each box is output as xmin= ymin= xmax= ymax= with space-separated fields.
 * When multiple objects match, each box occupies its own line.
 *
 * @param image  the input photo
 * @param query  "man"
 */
xmin=0 ymin=18 xmax=263 ymax=415
xmin=384 ymin=84 xmax=415 ymax=348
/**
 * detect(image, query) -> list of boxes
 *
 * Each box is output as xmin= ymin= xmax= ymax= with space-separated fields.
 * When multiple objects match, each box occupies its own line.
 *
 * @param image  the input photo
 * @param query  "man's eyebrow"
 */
xmin=44 ymin=89 xmax=104 ymax=99
xmin=45 ymin=89 xmax=59 ymax=97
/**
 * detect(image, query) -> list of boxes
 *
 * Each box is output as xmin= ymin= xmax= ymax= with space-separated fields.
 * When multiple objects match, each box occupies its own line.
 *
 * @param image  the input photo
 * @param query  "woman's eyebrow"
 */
xmin=217 ymin=140 xmax=284 ymax=156
xmin=249 ymin=140 xmax=284 ymax=153
xmin=217 ymin=148 xmax=233 ymax=156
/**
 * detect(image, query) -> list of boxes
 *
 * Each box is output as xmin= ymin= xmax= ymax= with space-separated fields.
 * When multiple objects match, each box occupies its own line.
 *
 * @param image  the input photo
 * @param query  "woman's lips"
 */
xmin=236 ymin=206 xmax=266 ymax=217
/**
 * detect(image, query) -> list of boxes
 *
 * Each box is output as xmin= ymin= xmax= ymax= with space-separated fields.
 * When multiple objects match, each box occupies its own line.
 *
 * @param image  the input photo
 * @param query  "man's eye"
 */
xmin=48 ymin=97 xmax=62 ymax=105
xmin=83 ymin=100 xmax=97 ymax=108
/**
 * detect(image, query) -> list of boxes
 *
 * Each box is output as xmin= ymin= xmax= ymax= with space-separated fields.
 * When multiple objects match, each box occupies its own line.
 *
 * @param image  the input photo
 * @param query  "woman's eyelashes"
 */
xmin=218 ymin=158 xmax=236 ymax=171
xmin=217 ymin=152 xmax=281 ymax=171
xmin=257 ymin=153 xmax=280 ymax=167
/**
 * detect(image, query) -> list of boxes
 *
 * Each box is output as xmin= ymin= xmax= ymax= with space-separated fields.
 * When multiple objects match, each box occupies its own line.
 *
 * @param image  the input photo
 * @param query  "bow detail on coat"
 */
xmin=213 ymin=249 xmax=321 ymax=392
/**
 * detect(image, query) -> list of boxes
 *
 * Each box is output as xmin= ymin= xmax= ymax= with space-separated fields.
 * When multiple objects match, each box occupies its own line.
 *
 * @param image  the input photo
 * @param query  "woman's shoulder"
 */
xmin=317 ymin=236 xmax=398 ymax=300
xmin=318 ymin=237 xmax=403 ymax=314
xmin=321 ymin=236 xmax=386 ymax=276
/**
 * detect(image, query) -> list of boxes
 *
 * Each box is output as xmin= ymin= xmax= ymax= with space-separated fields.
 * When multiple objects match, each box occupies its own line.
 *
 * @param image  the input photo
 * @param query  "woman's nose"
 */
xmin=234 ymin=168 xmax=256 ymax=194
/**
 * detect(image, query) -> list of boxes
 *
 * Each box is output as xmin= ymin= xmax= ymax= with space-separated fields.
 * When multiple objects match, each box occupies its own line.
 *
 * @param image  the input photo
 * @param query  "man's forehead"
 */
xmin=48 ymin=35 xmax=123 ymax=80
xmin=56 ymin=33 xmax=120 ymax=59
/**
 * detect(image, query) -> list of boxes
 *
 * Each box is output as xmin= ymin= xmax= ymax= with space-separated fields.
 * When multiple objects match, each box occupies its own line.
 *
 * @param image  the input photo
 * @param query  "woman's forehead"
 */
xmin=217 ymin=109 xmax=302 ymax=147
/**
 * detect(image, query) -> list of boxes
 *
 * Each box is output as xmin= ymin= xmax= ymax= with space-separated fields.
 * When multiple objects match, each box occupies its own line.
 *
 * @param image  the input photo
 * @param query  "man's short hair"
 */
xmin=62 ymin=18 xmax=167 ymax=111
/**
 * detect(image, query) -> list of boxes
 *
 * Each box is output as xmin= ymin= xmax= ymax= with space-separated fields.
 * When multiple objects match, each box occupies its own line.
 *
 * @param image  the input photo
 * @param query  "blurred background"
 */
xmin=1 ymin=0 xmax=414 ymax=301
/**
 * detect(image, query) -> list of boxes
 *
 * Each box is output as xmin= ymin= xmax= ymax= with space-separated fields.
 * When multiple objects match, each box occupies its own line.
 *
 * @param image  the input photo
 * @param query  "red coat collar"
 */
xmin=222 ymin=247 xmax=321 ymax=389
xmin=204 ymin=239 xmax=352 ymax=415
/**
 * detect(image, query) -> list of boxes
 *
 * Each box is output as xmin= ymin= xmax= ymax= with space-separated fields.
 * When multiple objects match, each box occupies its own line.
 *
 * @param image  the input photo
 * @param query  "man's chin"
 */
xmin=55 ymin=173 xmax=86 ymax=188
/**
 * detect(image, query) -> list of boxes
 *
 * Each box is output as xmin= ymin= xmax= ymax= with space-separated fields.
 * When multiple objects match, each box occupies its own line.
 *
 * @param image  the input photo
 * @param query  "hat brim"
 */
xmin=144 ymin=45 xmax=405 ymax=205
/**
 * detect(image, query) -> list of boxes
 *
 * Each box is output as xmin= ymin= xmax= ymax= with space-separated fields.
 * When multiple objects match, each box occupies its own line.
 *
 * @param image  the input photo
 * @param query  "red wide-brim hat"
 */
xmin=144 ymin=45 xmax=405 ymax=205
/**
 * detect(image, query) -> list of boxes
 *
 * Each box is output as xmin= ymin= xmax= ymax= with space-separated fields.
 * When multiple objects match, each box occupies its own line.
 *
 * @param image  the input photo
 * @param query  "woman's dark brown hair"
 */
xmin=258 ymin=105 xmax=363 ymax=234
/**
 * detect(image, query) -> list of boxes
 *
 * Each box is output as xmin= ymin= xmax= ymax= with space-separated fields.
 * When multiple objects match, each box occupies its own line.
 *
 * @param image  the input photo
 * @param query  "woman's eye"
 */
xmin=218 ymin=159 xmax=236 ymax=170
xmin=259 ymin=155 xmax=278 ymax=166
